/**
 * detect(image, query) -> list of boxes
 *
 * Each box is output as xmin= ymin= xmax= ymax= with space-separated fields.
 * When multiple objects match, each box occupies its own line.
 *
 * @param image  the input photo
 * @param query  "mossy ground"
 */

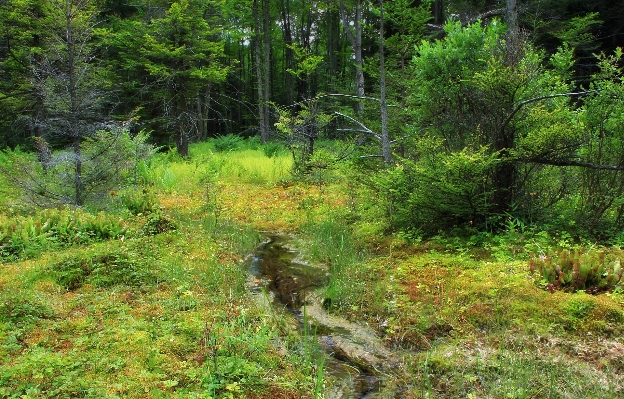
xmin=1 ymin=144 xmax=623 ymax=398
xmin=313 ymin=230 xmax=624 ymax=397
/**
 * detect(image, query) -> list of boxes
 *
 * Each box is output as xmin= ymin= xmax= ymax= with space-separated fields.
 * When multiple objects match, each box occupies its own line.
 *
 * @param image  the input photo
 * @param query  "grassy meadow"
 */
xmin=1 ymin=138 xmax=623 ymax=398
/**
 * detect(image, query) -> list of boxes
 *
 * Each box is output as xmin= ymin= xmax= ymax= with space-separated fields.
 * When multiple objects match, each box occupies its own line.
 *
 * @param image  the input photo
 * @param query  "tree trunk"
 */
xmin=203 ymin=85 xmax=211 ymax=138
xmin=354 ymin=0 xmax=364 ymax=114
xmin=253 ymin=0 xmax=269 ymax=143
xmin=433 ymin=0 xmax=444 ymax=25
xmin=379 ymin=0 xmax=391 ymax=166
xmin=326 ymin=5 xmax=339 ymax=90
xmin=279 ymin=0 xmax=295 ymax=105
xmin=262 ymin=0 xmax=271 ymax=140
xmin=196 ymin=96 xmax=205 ymax=140
xmin=65 ymin=0 xmax=83 ymax=205
xmin=489 ymin=0 xmax=521 ymax=214
xmin=506 ymin=0 xmax=519 ymax=66
xmin=339 ymin=0 xmax=365 ymax=114
xmin=177 ymin=126 xmax=189 ymax=157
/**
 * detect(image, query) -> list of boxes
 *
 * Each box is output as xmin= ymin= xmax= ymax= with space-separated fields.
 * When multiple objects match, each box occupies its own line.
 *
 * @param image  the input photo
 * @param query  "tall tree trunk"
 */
xmin=279 ymin=0 xmax=294 ymax=105
xmin=491 ymin=0 xmax=521 ymax=214
xmin=203 ymin=85 xmax=211 ymax=138
xmin=339 ymin=0 xmax=365 ymax=114
xmin=326 ymin=4 xmax=338 ymax=90
xmin=433 ymin=0 xmax=444 ymax=25
xmin=65 ymin=0 xmax=83 ymax=205
xmin=262 ymin=0 xmax=271 ymax=140
xmin=253 ymin=0 xmax=269 ymax=143
xmin=196 ymin=97 xmax=204 ymax=139
xmin=506 ymin=0 xmax=519 ymax=66
xmin=354 ymin=0 xmax=364 ymax=113
xmin=379 ymin=0 xmax=391 ymax=166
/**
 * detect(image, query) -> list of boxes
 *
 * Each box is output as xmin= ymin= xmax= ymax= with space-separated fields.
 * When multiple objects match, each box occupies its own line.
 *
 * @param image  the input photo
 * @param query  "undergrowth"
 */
xmin=3 ymin=139 xmax=624 ymax=398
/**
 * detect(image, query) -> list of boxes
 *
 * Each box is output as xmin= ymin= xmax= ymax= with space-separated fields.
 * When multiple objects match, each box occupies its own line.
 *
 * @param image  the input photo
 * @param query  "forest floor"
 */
xmin=1 ymin=144 xmax=624 ymax=398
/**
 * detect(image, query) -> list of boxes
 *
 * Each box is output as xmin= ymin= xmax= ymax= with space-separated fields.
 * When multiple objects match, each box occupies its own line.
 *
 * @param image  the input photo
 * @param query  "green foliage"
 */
xmin=530 ymin=249 xmax=623 ymax=293
xmin=302 ymin=212 xmax=364 ymax=311
xmin=276 ymin=102 xmax=334 ymax=176
xmin=141 ymin=214 xmax=178 ymax=236
xmin=212 ymin=134 xmax=244 ymax=152
xmin=372 ymin=144 xmax=500 ymax=234
xmin=552 ymin=12 xmax=602 ymax=52
xmin=286 ymin=43 xmax=324 ymax=80
xmin=120 ymin=189 xmax=159 ymax=215
xmin=0 ymin=209 xmax=127 ymax=261
xmin=261 ymin=141 xmax=287 ymax=158
xmin=0 ymin=129 xmax=157 ymax=208
xmin=0 ymin=292 xmax=53 ymax=326
xmin=50 ymin=249 xmax=157 ymax=290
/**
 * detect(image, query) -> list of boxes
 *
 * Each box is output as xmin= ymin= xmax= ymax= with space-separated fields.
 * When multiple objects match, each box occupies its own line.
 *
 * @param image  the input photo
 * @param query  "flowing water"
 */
xmin=245 ymin=234 xmax=406 ymax=398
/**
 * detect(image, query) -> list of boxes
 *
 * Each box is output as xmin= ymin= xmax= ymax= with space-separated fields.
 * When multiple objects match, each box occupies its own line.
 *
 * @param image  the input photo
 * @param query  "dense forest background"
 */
xmin=2 ymin=0 xmax=624 ymax=239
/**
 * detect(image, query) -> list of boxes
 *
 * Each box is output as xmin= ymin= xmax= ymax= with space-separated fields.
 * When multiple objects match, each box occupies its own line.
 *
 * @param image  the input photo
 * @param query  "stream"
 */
xmin=245 ymin=234 xmax=406 ymax=398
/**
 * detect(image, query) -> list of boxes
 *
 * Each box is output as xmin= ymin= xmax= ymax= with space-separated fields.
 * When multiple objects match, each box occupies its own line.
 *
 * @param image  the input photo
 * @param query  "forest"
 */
xmin=1 ymin=0 xmax=624 ymax=398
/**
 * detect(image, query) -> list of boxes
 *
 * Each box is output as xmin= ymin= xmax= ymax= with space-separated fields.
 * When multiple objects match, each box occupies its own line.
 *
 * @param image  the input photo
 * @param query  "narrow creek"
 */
xmin=245 ymin=234 xmax=407 ymax=398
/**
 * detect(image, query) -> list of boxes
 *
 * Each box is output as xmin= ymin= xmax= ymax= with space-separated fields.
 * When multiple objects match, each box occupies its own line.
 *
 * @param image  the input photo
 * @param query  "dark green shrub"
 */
xmin=121 ymin=189 xmax=159 ymax=215
xmin=371 ymin=146 xmax=499 ymax=234
xmin=50 ymin=251 xmax=157 ymax=290
xmin=141 ymin=214 xmax=177 ymax=236
xmin=0 ymin=294 xmax=53 ymax=325
xmin=51 ymin=256 xmax=90 ymax=290
xmin=530 ymin=249 xmax=623 ymax=293
xmin=212 ymin=134 xmax=243 ymax=152
xmin=89 ymin=252 xmax=157 ymax=288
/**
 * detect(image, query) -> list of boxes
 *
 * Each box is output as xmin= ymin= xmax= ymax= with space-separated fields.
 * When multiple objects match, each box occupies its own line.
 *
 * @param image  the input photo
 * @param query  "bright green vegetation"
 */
xmin=304 ymin=210 xmax=624 ymax=398
xmin=1 ymin=140 xmax=624 ymax=398
xmin=0 ymin=143 xmax=312 ymax=399
xmin=2 ymin=1 xmax=624 ymax=396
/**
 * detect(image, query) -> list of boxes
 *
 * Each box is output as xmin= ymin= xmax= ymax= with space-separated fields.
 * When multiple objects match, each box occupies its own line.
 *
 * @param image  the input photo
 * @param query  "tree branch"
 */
xmin=499 ymin=91 xmax=596 ymax=135
xmin=279 ymin=93 xmax=398 ymax=110
xmin=334 ymin=112 xmax=381 ymax=141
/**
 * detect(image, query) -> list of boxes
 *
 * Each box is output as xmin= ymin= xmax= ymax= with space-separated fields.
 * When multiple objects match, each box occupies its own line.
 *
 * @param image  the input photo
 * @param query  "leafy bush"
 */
xmin=530 ymin=249 xmax=623 ymax=293
xmin=0 ymin=293 xmax=53 ymax=325
xmin=50 ymin=250 xmax=157 ymax=290
xmin=141 ymin=214 xmax=177 ymax=236
xmin=212 ymin=134 xmax=243 ymax=152
xmin=120 ymin=189 xmax=159 ymax=215
xmin=0 ymin=209 xmax=127 ymax=261
xmin=371 ymin=145 xmax=500 ymax=234
xmin=0 ymin=129 xmax=156 ymax=207
xmin=262 ymin=142 xmax=286 ymax=158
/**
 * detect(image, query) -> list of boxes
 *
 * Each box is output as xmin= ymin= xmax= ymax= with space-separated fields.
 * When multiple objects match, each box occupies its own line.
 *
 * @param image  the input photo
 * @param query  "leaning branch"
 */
xmin=499 ymin=91 xmax=596 ymax=135
xmin=279 ymin=93 xmax=399 ymax=110
xmin=334 ymin=112 xmax=381 ymax=142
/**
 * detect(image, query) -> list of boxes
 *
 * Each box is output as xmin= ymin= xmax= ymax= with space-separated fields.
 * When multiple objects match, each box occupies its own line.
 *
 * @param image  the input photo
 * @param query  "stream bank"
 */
xmin=245 ymin=234 xmax=408 ymax=398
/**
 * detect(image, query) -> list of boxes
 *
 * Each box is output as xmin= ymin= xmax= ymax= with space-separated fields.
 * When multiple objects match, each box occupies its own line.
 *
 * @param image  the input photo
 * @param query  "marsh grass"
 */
xmin=0 ymin=141 xmax=315 ymax=398
xmin=407 ymin=334 xmax=624 ymax=398
xmin=143 ymin=140 xmax=293 ymax=195
xmin=300 ymin=212 xmax=369 ymax=312
xmin=0 ymin=219 xmax=315 ymax=398
xmin=3 ymin=140 xmax=624 ymax=398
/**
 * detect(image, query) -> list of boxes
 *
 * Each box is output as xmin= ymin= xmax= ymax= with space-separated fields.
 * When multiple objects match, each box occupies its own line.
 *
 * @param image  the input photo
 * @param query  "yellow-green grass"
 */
xmin=146 ymin=148 xmax=293 ymax=195
xmin=315 ymin=234 xmax=624 ymax=397
xmin=0 ymin=209 xmax=316 ymax=398
xmin=4 ymin=140 xmax=624 ymax=398
xmin=0 ymin=142 xmax=316 ymax=398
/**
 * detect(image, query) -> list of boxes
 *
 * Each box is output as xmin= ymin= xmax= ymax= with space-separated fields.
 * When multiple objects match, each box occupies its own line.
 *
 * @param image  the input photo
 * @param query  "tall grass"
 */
xmin=140 ymin=140 xmax=293 ymax=194
xmin=302 ymin=213 xmax=369 ymax=312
